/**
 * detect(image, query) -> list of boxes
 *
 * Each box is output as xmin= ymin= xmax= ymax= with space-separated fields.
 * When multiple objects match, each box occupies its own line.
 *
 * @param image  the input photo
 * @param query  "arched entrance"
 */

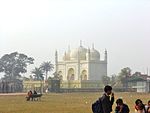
xmin=81 ymin=70 xmax=87 ymax=80
xmin=67 ymin=68 xmax=75 ymax=80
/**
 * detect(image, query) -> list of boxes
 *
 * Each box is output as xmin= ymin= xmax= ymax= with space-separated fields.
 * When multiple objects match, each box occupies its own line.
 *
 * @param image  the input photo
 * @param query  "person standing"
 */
xmin=101 ymin=85 xmax=115 ymax=113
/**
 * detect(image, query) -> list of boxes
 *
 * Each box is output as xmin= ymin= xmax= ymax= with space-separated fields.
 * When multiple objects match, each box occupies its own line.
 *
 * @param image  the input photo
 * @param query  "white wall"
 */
xmin=89 ymin=61 xmax=107 ymax=80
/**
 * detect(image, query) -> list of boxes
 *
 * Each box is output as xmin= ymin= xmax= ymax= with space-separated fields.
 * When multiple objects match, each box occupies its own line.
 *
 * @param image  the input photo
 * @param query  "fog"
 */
xmin=0 ymin=0 xmax=150 ymax=76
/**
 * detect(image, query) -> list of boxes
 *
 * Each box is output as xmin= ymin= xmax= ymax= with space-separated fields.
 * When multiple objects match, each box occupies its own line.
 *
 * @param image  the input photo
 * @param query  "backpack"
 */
xmin=92 ymin=98 xmax=103 ymax=113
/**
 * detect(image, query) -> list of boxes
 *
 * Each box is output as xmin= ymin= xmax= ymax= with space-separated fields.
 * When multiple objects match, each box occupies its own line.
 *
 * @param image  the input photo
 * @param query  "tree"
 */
xmin=40 ymin=61 xmax=54 ymax=81
xmin=118 ymin=67 xmax=131 ymax=89
xmin=31 ymin=67 xmax=44 ymax=80
xmin=0 ymin=52 xmax=34 ymax=80
xmin=132 ymin=72 xmax=141 ymax=76
xmin=110 ymin=74 xmax=117 ymax=86
xmin=53 ymin=72 xmax=60 ymax=80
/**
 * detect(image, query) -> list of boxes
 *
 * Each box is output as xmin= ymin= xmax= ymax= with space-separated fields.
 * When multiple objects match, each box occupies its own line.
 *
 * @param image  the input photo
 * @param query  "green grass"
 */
xmin=0 ymin=92 xmax=149 ymax=113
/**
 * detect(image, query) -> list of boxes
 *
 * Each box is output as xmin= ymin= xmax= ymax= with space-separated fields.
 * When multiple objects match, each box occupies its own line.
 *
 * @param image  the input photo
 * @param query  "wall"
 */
xmin=89 ymin=61 xmax=107 ymax=80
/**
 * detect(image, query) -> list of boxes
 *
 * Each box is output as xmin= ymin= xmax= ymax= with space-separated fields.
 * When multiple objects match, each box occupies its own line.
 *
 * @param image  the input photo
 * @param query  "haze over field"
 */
xmin=0 ymin=0 xmax=150 ymax=77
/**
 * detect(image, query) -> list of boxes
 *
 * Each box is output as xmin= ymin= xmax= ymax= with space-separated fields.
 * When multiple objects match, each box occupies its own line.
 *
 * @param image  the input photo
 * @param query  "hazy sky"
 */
xmin=0 ymin=0 xmax=150 ymax=77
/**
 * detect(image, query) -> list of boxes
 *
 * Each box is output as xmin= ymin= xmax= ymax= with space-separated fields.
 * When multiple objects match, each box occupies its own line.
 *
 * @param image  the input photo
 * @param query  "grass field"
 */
xmin=0 ymin=92 xmax=149 ymax=113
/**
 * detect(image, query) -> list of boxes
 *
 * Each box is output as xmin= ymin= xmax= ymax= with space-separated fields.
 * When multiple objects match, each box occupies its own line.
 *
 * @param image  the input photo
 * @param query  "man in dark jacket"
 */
xmin=101 ymin=85 xmax=114 ymax=113
xmin=115 ymin=98 xmax=130 ymax=113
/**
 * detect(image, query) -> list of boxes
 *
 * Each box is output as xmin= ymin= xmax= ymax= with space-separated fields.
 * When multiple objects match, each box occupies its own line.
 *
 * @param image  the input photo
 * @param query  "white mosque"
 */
xmin=55 ymin=42 xmax=107 ymax=88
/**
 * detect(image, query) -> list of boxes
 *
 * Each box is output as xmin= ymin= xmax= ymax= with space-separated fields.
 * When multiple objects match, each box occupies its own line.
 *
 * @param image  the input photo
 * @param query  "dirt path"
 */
xmin=0 ymin=93 xmax=26 ymax=96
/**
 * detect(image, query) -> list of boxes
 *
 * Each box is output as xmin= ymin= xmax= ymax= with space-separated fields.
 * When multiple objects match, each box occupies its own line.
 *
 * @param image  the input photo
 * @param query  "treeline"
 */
xmin=0 ymin=52 xmax=54 ymax=81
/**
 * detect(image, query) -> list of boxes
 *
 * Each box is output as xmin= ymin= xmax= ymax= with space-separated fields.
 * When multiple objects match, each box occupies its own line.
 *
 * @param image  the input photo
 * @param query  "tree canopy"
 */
xmin=0 ymin=52 xmax=34 ymax=80
xmin=118 ymin=67 xmax=131 ymax=89
xmin=40 ymin=61 xmax=54 ymax=80
xmin=118 ymin=67 xmax=131 ymax=81
xmin=31 ymin=67 xmax=44 ymax=80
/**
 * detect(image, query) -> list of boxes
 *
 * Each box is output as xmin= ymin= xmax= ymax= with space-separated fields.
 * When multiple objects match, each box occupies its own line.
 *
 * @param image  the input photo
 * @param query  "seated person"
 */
xmin=33 ymin=90 xmax=37 ymax=94
xmin=135 ymin=99 xmax=146 ymax=113
xmin=145 ymin=100 xmax=150 ymax=113
xmin=115 ymin=98 xmax=130 ymax=113
xmin=26 ymin=90 xmax=32 ymax=101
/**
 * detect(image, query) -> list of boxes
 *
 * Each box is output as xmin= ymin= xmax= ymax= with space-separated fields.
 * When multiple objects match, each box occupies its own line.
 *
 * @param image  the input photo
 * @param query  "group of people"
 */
xmin=135 ymin=99 xmax=150 ymax=113
xmin=26 ymin=90 xmax=37 ymax=101
xmin=97 ymin=85 xmax=150 ymax=113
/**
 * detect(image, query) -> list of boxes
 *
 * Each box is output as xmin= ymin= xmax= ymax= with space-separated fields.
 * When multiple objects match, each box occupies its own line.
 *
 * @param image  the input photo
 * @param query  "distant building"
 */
xmin=23 ymin=42 xmax=108 ymax=91
xmin=55 ymin=42 xmax=107 ymax=88
xmin=23 ymin=80 xmax=45 ymax=93
xmin=128 ymin=73 xmax=150 ymax=93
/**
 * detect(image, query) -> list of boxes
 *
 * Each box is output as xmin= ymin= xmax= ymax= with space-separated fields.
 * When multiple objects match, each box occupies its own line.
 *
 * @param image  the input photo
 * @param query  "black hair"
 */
xmin=116 ymin=98 xmax=123 ymax=104
xmin=135 ymin=99 xmax=143 ymax=105
xmin=104 ymin=85 xmax=112 ymax=92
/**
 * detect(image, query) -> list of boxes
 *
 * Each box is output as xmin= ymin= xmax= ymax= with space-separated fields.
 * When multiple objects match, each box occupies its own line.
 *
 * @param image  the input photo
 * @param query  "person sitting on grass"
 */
xmin=26 ymin=90 xmax=32 ymax=101
xmin=34 ymin=90 xmax=37 ymax=94
xmin=135 ymin=99 xmax=146 ymax=113
xmin=145 ymin=100 xmax=150 ymax=113
xmin=115 ymin=98 xmax=130 ymax=113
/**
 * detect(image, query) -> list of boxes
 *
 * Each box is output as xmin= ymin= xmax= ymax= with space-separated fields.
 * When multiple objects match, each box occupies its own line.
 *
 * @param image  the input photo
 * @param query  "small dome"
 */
xmin=90 ymin=48 xmax=100 ymax=61
xmin=70 ymin=46 xmax=87 ymax=60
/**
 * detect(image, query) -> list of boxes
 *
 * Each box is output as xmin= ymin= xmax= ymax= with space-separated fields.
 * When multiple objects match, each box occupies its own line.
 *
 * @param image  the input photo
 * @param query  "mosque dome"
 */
xmin=62 ymin=42 xmax=100 ymax=61
xmin=70 ymin=46 xmax=87 ymax=60
xmin=90 ymin=47 xmax=100 ymax=61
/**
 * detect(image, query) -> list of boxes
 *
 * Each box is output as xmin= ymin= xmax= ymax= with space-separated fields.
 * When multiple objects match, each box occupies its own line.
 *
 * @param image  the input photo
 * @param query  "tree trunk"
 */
xmin=45 ymin=71 xmax=48 ymax=81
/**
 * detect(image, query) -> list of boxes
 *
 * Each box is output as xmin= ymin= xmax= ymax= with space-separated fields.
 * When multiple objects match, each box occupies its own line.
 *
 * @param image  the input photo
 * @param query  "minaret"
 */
xmin=66 ymin=45 xmax=71 ymax=60
xmin=92 ymin=43 xmax=94 ymax=49
xmin=104 ymin=49 xmax=107 ymax=62
xmin=68 ymin=45 xmax=71 ymax=53
xmin=87 ymin=48 xmax=90 ymax=80
xmin=64 ymin=51 xmax=66 ymax=61
xmin=77 ymin=49 xmax=80 ymax=81
xmin=55 ymin=50 xmax=58 ymax=73
xmin=104 ymin=49 xmax=108 ymax=76
xmin=87 ymin=47 xmax=90 ymax=61
xmin=80 ymin=40 xmax=82 ymax=47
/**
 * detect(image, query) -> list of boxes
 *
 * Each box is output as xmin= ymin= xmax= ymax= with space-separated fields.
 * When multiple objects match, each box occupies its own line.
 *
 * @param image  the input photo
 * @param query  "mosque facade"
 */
xmin=55 ymin=42 xmax=107 ymax=88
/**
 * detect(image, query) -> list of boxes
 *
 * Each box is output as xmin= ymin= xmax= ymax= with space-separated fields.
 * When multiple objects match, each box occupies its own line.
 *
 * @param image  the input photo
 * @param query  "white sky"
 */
xmin=0 ymin=0 xmax=150 ymax=77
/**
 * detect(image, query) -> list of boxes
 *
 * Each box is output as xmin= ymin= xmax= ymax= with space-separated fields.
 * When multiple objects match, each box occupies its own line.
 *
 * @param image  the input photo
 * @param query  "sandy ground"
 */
xmin=0 ymin=93 xmax=27 ymax=96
